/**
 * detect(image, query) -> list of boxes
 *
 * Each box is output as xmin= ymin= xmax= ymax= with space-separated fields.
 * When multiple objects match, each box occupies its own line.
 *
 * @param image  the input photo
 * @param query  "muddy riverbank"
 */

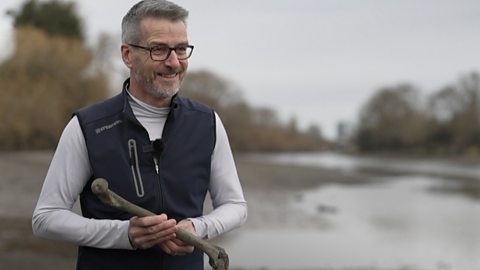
xmin=0 ymin=151 xmax=371 ymax=270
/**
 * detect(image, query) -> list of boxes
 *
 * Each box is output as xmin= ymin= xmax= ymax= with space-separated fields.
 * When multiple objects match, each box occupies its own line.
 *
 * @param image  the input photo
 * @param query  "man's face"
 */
xmin=126 ymin=18 xmax=189 ymax=103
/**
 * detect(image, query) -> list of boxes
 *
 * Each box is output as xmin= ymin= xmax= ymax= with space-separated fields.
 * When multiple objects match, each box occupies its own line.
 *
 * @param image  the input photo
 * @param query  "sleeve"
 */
xmin=189 ymin=113 xmax=248 ymax=239
xmin=31 ymin=116 xmax=133 ymax=249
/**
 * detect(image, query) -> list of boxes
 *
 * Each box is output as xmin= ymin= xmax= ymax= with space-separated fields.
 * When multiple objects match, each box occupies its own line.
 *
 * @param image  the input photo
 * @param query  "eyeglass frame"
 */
xmin=126 ymin=43 xmax=194 ymax=61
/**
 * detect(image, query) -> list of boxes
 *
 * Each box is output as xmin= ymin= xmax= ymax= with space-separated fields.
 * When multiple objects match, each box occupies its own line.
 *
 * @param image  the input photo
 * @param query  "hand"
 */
xmin=160 ymin=219 xmax=196 ymax=256
xmin=128 ymin=214 xmax=177 ymax=249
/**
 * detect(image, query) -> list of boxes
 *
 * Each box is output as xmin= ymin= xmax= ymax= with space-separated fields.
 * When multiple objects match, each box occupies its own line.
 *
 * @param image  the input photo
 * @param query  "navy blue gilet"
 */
xmin=74 ymin=80 xmax=215 ymax=270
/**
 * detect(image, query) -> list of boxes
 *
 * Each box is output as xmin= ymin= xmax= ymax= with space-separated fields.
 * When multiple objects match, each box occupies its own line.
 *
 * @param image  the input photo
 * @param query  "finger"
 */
xmin=165 ymin=238 xmax=194 ymax=254
xmin=170 ymin=235 xmax=194 ymax=250
xmin=131 ymin=214 xmax=169 ymax=227
xmin=176 ymin=244 xmax=194 ymax=254
xmin=141 ymin=222 xmax=177 ymax=240
xmin=144 ymin=219 xmax=176 ymax=235
xmin=128 ymin=217 xmax=177 ymax=249
xmin=159 ymin=240 xmax=175 ymax=254
xmin=142 ymin=228 xmax=176 ymax=242
xmin=130 ymin=218 xmax=176 ymax=238
xmin=133 ymin=230 xmax=176 ymax=250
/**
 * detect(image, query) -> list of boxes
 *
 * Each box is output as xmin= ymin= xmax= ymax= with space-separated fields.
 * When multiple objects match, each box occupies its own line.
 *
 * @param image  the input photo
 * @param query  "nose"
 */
xmin=164 ymin=50 xmax=181 ymax=68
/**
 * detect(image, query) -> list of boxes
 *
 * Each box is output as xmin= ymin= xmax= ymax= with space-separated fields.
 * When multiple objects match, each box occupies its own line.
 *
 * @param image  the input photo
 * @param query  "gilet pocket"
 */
xmin=128 ymin=139 xmax=145 ymax=197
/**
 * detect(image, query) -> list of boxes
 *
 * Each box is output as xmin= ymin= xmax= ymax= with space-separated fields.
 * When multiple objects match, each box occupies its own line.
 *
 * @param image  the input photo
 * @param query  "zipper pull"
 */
xmin=153 ymin=157 xmax=160 ymax=174
xmin=151 ymin=139 xmax=164 ymax=175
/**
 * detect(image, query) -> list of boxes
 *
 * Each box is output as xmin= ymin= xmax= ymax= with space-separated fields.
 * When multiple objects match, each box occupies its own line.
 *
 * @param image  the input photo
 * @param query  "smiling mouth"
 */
xmin=159 ymin=73 xmax=178 ymax=79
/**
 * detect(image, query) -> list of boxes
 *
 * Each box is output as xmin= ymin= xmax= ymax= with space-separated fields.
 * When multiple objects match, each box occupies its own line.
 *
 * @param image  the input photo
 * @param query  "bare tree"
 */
xmin=356 ymin=84 xmax=428 ymax=151
xmin=0 ymin=27 xmax=109 ymax=149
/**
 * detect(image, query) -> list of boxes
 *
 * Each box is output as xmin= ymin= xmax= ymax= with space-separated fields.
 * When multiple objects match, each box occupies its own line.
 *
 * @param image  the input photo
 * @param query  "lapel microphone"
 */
xmin=152 ymin=138 xmax=164 ymax=158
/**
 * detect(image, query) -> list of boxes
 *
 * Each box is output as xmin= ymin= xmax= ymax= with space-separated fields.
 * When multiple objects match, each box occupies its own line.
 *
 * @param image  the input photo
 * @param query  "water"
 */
xmin=245 ymin=151 xmax=480 ymax=179
xmin=219 ymin=152 xmax=480 ymax=270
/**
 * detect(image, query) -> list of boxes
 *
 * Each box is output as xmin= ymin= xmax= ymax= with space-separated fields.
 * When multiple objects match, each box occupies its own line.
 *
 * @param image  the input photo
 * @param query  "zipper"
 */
xmin=128 ymin=139 xmax=145 ymax=197
xmin=152 ymin=140 xmax=165 ymax=212
xmin=153 ymin=155 xmax=165 ymax=212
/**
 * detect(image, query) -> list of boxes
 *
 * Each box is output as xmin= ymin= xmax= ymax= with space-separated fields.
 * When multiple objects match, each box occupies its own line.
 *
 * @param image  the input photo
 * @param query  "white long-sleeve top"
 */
xmin=32 ymin=92 xmax=247 ymax=249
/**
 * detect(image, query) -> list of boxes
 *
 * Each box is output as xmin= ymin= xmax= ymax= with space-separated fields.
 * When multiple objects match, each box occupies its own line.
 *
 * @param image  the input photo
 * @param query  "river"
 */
xmin=217 ymin=152 xmax=480 ymax=270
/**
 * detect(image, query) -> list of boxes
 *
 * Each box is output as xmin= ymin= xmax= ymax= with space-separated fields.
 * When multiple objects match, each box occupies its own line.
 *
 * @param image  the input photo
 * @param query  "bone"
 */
xmin=91 ymin=178 xmax=229 ymax=270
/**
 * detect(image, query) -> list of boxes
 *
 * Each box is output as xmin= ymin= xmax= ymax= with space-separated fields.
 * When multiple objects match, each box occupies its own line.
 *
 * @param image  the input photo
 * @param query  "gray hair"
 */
xmin=121 ymin=0 xmax=189 ymax=44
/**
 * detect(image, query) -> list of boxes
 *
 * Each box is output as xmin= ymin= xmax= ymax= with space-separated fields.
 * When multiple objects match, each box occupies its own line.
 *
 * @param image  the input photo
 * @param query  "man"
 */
xmin=32 ymin=1 xmax=247 ymax=269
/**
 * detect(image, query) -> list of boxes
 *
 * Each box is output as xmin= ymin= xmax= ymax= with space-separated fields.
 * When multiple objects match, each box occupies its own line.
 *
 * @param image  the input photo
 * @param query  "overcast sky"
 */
xmin=1 ymin=0 xmax=480 ymax=139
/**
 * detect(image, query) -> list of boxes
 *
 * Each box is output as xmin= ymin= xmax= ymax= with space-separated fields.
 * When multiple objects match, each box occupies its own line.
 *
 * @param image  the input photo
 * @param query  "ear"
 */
xmin=121 ymin=44 xmax=134 ymax=68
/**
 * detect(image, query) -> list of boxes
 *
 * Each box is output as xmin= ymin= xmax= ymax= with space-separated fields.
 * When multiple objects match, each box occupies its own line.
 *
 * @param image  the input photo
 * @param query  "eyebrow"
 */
xmin=148 ymin=41 xmax=190 ymax=47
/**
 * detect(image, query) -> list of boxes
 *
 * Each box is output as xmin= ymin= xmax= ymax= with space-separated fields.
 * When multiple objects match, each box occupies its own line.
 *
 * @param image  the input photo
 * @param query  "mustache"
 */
xmin=157 ymin=67 xmax=183 ymax=75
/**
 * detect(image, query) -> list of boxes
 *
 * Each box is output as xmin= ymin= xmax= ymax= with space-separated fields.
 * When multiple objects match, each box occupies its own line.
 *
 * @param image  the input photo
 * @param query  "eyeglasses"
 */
xmin=127 ymin=43 xmax=194 ymax=61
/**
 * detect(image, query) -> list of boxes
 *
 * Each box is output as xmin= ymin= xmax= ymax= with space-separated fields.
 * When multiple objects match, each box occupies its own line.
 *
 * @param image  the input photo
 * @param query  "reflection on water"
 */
xmin=220 ymin=153 xmax=480 ymax=270
xmin=246 ymin=151 xmax=480 ymax=179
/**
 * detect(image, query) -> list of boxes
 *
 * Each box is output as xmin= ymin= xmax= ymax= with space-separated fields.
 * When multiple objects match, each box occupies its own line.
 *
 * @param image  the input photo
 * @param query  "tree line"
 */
xmin=0 ymin=0 xmax=326 ymax=152
xmin=354 ymin=72 xmax=480 ymax=157
xmin=181 ymin=70 xmax=325 ymax=152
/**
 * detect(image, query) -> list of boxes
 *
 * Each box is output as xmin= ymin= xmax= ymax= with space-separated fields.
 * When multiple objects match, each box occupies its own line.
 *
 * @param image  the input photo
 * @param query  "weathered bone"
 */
xmin=91 ymin=178 xmax=229 ymax=270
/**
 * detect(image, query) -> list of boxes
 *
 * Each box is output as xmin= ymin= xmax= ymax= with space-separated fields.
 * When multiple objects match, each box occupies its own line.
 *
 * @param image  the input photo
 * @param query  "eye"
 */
xmin=176 ymin=46 xmax=188 ymax=53
xmin=150 ymin=46 xmax=169 ymax=55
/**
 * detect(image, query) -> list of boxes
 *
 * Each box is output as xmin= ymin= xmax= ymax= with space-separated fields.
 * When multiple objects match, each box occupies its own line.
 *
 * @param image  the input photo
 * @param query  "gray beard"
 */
xmin=134 ymin=70 xmax=179 ymax=99
xmin=146 ymin=84 xmax=179 ymax=99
